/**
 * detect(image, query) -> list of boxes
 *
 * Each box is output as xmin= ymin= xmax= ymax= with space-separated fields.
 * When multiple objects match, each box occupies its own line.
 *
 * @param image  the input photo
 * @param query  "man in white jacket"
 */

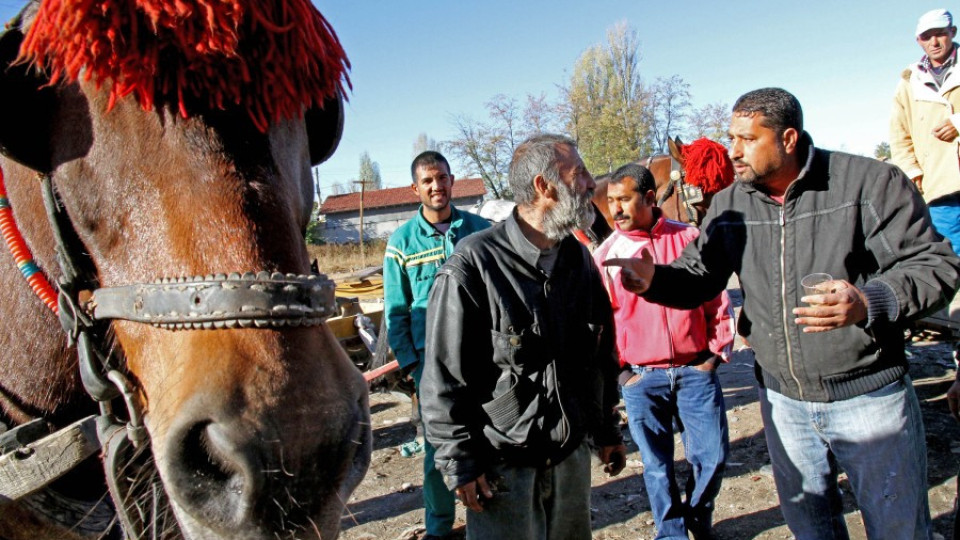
xmin=891 ymin=8 xmax=960 ymax=250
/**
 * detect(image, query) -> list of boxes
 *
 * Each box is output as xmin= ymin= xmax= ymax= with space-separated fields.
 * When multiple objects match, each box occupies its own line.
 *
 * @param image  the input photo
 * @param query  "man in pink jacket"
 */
xmin=594 ymin=163 xmax=734 ymax=540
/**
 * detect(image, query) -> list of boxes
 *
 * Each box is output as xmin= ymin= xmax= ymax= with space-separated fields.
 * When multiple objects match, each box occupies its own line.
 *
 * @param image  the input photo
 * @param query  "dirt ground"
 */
xmin=338 ymin=314 xmax=960 ymax=540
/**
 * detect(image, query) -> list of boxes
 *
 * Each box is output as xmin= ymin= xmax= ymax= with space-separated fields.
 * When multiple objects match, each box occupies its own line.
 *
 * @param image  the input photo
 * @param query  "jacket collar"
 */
xmin=909 ymin=53 xmax=960 ymax=96
xmin=415 ymin=204 xmax=464 ymax=237
xmin=504 ymin=207 xmax=580 ymax=270
xmin=919 ymin=44 xmax=958 ymax=75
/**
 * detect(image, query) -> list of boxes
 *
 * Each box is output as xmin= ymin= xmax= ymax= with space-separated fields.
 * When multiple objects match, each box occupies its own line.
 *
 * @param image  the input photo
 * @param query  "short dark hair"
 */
xmin=411 ymin=151 xmax=451 ymax=182
xmin=732 ymin=87 xmax=803 ymax=135
xmin=610 ymin=163 xmax=656 ymax=194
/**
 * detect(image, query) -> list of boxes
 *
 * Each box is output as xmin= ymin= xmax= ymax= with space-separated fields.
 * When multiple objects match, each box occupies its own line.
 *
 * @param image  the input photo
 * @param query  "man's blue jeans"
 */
xmin=759 ymin=377 xmax=931 ymax=540
xmin=929 ymin=196 xmax=960 ymax=253
xmin=621 ymin=365 xmax=729 ymax=540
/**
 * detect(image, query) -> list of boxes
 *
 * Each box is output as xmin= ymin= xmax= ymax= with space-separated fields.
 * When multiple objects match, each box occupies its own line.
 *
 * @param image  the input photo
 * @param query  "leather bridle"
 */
xmin=0 ymin=169 xmax=338 ymax=537
xmin=648 ymin=154 xmax=703 ymax=224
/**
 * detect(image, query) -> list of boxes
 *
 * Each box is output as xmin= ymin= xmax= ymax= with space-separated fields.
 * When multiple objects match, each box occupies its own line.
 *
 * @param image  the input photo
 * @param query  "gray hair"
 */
xmin=509 ymin=134 xmax=578 ymax=205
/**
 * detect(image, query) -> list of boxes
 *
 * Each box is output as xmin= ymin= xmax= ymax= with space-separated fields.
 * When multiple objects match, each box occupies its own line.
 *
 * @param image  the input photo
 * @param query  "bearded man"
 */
xmin=420 ymin=134 xmax=627 ymax=540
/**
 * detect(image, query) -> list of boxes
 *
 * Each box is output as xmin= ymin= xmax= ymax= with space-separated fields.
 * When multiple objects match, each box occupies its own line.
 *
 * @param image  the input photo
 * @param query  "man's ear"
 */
xmin=533 ymin=174 xmax=554 ymax=199
xmin=643 ymin=189 xmax=657 ymax=206
xmin=781 ymin=127 xmax=800 ymax=154
xmin=410 ymin=182 xmax=419 ymax=195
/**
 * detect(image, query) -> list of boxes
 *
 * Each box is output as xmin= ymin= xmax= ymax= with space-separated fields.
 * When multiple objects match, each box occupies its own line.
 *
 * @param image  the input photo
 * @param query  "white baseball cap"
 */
xmin=917 ymin=8 xmax=954 ymax=37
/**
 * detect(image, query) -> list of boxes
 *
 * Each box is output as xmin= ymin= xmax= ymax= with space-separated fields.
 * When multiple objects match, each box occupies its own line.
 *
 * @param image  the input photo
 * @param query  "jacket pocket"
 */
xmin=490 ymin=328 xmax=545 ymax=373
xmin=480 ymin=368 xmax=545 ymax=448
xmin=481 ymin=370 xmax=527 ymax=431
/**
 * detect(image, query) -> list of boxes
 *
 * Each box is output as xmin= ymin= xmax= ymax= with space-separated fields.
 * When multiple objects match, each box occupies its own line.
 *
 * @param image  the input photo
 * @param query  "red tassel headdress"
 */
xmin=18 ymin=0 xmax=350 ymax=132
xmin=680 ymin=138 xmax=734 ymax=195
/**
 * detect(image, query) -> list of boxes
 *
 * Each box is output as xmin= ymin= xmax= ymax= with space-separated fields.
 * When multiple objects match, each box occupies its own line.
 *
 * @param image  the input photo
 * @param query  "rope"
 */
xmin=0 ymin=166 xmax=58 ymax=313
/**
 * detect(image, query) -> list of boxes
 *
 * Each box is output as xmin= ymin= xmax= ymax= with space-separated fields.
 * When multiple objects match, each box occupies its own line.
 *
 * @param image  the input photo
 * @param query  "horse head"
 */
xmin=0 ymin=1 xmax=369 ymax=538
xmin=668 ymin=137 xmax=735 ymax=225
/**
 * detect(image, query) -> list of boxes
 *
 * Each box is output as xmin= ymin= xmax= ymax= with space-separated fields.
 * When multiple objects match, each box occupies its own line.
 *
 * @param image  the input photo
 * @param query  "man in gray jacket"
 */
xmin=420 ymin=134 xmax=626 ymax=540
xmin=606 ymin=88 xmax=960 ymax=539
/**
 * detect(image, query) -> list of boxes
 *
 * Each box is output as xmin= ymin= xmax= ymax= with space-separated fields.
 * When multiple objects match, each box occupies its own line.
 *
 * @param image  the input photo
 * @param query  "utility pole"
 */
xmin=353 ymin=179 xmax=367 ymax=268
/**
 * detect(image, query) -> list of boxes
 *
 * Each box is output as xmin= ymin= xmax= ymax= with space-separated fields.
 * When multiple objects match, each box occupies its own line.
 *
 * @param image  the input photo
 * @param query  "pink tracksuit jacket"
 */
xmin=593 ymin=214 xmax=735 ymax=369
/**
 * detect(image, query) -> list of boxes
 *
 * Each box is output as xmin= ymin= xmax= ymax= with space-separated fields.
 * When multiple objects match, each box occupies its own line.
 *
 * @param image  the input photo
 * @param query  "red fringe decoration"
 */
xmin=19 ymin=0 xmax=350 ymax=132
xmin=680 ymin=138 xmax=734 ymax=195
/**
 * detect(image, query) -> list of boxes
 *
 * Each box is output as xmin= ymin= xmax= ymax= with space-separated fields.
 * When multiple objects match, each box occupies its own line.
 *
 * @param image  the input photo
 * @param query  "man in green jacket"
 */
xmin=384 ymin=150 xmax=489 ymax=539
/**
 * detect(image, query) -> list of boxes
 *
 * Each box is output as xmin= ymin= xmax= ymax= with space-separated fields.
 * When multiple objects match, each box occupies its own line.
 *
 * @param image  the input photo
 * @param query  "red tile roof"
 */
xmin=320 ymin=178 xmax=487 ymax=214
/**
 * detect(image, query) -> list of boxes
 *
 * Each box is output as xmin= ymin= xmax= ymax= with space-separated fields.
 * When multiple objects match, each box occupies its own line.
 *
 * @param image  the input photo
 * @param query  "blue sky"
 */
xmin=0 ymin=0 xmax=935 ymax=196
xmin=313 ymin=0 xmax=930 ymax=194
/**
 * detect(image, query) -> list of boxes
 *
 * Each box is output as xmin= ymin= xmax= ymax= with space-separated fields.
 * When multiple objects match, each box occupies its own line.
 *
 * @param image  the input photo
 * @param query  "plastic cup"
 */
xmin=801 ymin=273 xmax=833 ymax=302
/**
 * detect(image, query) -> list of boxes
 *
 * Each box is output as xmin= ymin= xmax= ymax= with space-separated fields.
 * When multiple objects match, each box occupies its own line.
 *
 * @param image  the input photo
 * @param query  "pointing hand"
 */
xmin=602 ymin=250 xmax=655 ymax=295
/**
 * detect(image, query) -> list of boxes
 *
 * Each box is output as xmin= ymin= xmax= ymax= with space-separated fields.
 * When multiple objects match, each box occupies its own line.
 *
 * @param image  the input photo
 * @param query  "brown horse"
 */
xmin=0 ymin=2 xmax=369 ymax=539
xmin=592 ymin=138 xmax=726 ymax=234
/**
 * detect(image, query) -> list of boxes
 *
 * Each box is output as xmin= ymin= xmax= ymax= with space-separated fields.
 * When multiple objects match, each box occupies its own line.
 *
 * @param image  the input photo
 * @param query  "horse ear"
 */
xmin=0 ymin=25 xmax=61 ymax=173
xmin=305 ymin=91 xmax=344 ymax=166
xmin=667 ymin=136 xmax=683 ymax=162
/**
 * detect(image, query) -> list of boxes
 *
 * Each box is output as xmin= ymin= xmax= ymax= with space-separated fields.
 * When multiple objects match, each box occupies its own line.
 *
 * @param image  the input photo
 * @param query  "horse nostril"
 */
xmin=169 ymin=421 xmax=260 ymax=526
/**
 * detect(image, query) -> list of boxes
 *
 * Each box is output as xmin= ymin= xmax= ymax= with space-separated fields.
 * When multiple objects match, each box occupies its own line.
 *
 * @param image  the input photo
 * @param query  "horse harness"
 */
xmin=0 ymin=171 xmax=340 ymax=537
xmin=646 ymin=154 xmax=704 ymax=224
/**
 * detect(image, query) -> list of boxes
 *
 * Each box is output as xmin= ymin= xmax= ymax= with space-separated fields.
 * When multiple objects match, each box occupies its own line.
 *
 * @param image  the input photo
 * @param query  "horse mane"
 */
xmin=680 ymin=138 xmax=734 ymax=195
xmin=19 ymin=0 xmax=350 ymax=131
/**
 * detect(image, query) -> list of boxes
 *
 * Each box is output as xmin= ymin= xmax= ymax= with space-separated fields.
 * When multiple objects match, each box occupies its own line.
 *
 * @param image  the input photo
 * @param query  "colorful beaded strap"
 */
xmin=0 ymin=167 xmax=59 ymax=313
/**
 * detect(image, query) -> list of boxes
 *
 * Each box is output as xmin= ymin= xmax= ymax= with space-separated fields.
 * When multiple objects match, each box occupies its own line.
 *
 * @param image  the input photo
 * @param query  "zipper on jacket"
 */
xmin=649 ymin=236 xmax=675 ymax=365
xmin=779 ymin=206 xmax=804 ymax=399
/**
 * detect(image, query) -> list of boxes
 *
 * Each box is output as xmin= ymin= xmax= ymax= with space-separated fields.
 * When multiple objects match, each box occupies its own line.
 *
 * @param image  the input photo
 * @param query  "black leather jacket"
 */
xmin=420 ymin=211 xmax=622 ymax=490
xmin=646 ymin=134 xmax=960 ymax=402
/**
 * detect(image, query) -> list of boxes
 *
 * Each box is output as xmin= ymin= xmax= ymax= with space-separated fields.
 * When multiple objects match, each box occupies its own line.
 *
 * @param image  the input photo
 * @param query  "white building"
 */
xmin=319 ymin=178 xmax=487 ymax=244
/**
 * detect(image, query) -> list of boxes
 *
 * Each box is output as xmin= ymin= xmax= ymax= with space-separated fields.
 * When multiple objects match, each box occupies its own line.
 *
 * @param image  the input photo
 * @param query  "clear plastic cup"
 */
xmin=801 ymin=273 xmax=833 ymax=303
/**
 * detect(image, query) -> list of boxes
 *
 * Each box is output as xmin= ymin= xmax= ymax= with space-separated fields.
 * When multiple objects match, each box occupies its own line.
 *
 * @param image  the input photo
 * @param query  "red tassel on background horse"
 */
xmin=680 ymin=137 xmax=734 ymax=195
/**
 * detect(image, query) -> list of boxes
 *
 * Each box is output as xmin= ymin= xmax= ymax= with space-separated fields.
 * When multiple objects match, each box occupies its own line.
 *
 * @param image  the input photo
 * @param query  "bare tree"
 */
xmin=649 ymin=75 xmax=691 ymax=153
xmin=413 ymin=133 xmax=438 ymax=157
xmin=358 ymin=151 xmax=382 ymax=191
xmin=445 ymin=114 xmax=512 ymax=199
xmin=444 ymin=94 xmax=557 ymax=199
xmin=331 ymin=181 xmax=352 ymax=196
xmin=688 ymin=102 xmax=730 ymax=143
xmin=523 ymin=93 xmax=560 ymax=136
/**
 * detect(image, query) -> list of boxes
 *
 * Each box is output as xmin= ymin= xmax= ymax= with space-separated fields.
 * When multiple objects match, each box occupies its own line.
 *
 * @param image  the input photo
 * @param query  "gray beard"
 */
xmin=542 ymin=183 xmax=595 ymax=241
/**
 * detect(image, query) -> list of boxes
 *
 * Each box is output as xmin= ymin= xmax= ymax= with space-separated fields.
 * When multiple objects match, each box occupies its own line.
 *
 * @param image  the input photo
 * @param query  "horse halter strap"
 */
xmin=0 ymin=169 xmax=338 ymax=535
xmin=35 ymin=173 xmax=338 ymax=399
xmin=653 ymin=154 xmax=700 ymax=224
xmin=90 ymin=272 xmax=336 ymax=330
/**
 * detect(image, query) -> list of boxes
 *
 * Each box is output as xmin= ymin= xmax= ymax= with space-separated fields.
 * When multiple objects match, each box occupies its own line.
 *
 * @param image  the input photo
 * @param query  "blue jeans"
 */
xmin=465 ymin=441 xmax=592 ymax=540
xmin=621 ymin=365 xmax=729 ymax=540
xmin=759 ymin=377 xmax=931 ymax=540
xmin=929 ymin=197 xmax=960 ymax=254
